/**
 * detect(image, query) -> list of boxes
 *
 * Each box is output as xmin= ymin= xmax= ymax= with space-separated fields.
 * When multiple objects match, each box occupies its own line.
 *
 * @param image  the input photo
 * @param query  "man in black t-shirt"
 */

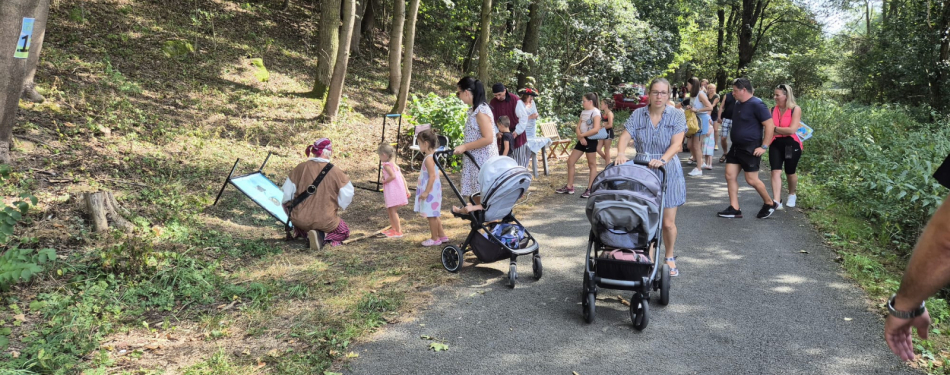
xmin=717 ymin=78 xmax=778 ymax=219
xmin=718 ymin=92 xmax=736 ymax=159
xmin=884 ymin=154 xmax=950 ymax=361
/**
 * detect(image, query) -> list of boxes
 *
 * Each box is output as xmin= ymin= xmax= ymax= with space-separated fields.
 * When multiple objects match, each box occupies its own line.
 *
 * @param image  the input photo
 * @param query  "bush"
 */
xmin=406 ymin=93 xmax=468 ymax=147
xmin=797 ymin=99 xmax=950 ymax=254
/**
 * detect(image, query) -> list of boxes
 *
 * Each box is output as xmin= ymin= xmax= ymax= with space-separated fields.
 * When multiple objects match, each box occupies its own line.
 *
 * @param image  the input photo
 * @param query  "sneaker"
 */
xmin=688 ymin=168 xmax=703 ymax=176
xmin=717 ymin=206 xmax=742 ymax=218
xmin=421 ymin=238 xmax=442 ymax=247
xmin=307 ymin=230 xmax=323 ymax=251
xmin=384 ymin=230 xmax=404 ymax=238
xmin=580 ymin=189 xmax=591 ymax=198
xmin=702 ymin=164 xmax=712 ymax=170
xmin=756 ymin=201 xmax=779 ymax=219
xmin=786 ymin=194 xmax=797 ymax=208
xmin=439 ymin=236 xmax=450 ymax=243
xmin=775 ymin=200 xmax=784 ymax=211
xmin=555 ymin=185 xmax=575 ymax=194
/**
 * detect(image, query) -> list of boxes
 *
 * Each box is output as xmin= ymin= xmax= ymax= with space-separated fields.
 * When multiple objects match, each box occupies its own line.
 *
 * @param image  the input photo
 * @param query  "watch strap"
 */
xmin=888 ymin=294 xmax=926 ymax=319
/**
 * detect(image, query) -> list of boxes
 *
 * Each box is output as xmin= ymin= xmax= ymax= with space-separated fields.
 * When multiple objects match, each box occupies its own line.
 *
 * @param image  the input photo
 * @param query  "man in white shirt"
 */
xmin=281 ymin=138 xmax=354 ymax=249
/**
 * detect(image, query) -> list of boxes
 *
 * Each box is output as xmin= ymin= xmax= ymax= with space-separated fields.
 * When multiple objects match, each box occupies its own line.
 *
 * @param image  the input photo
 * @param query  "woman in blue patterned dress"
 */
xmin=614 ymin=78 xmax=687 ymax=277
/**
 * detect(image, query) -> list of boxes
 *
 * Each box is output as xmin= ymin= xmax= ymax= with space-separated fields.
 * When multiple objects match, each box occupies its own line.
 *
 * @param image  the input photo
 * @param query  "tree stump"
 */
xmin=83 ymin=191 xmax=133 ymax=232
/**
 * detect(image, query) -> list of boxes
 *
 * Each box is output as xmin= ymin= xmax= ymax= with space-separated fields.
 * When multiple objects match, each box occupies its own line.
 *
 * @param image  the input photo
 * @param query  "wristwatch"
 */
xmin=760 ymin=144 xmax=769 ymax=150
xmin=887 ymin=294 xmax=926 ymax=319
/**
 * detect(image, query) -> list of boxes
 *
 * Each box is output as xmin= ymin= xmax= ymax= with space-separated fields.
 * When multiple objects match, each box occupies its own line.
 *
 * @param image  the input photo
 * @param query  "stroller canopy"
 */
xmin=478 ymin=156 xmax=532 ymax=222
xmin=585 ymin=163 xmax=662 ymax=249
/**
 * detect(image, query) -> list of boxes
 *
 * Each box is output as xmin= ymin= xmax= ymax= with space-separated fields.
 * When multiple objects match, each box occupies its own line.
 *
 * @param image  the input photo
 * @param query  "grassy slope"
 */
xmin=0 ymin=0 xmax=495 ymax=373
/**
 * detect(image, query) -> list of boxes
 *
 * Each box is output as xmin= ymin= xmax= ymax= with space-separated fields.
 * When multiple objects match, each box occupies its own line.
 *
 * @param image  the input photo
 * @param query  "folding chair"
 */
xmin=540 ymin=122 xmax=571 ymax=160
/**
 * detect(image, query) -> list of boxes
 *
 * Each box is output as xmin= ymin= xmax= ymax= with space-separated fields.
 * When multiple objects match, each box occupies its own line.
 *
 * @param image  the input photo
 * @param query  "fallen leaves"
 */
xmin=617 ymin=295 xmax=630 ymax=306
xmin=429 ymin=342 xmax=449 ymax=352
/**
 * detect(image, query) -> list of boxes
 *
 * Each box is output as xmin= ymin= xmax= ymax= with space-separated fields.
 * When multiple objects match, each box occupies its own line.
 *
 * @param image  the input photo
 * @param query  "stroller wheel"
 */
xmin=532 ymin=255 xmax=542 ymax=280
xmin=507 ymin=264 xmax=517 ymax=288
xmin=441 ymin=245 xmax=463 ymax=273
xmin=631 ymin=298 xmax=649 ymax=331
xmin=659 ymin=264 xmax=671 ymax=306
xmin=582 ymin=278 xmax=595 ymax=323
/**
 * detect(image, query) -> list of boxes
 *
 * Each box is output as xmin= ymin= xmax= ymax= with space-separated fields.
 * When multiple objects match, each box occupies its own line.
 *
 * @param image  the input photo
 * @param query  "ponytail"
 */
xmin=583 ymin=92 xmax=600 ymax=109
xmin=457 ymin=76 xmax=487 ymax=112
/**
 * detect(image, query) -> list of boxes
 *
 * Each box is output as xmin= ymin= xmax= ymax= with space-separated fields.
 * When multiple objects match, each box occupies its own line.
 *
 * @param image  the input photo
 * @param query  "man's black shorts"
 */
xmin=726 ymin=143 xmax=762 ymax=172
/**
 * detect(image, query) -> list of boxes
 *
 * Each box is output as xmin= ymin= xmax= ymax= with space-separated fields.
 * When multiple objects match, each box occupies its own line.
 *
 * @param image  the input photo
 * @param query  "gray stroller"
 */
xmin=437 ymin=152 xmax=541 ymax=288
xmin=581 ymin=160 xmax=671 ymax=330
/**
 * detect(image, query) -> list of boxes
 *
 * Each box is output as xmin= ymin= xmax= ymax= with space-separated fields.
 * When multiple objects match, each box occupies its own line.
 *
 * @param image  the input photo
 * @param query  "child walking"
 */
xmin=379 ymin=144 xmax=411 ymax=238
xmin=496 ymin=116 xmax=514 ymax=157
xmin=702 ymin=133 xmax=715 ymax=170
xmin=415 ymin=130 xmax=448 ymax=246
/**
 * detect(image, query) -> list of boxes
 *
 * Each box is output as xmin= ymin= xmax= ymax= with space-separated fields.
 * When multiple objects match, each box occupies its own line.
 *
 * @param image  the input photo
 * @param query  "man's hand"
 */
xmin=753 ymin=147 xmax=766 ymax=157
xmin=884 ymin=310 xmax=931 ymax=361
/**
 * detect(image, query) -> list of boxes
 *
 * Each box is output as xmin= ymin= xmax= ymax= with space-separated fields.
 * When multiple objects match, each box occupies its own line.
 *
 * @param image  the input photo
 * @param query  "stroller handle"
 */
xmin=435 ymin=149 xmax=480 ymax=168
xmin=605 ymin=159 xmax=668 ymax=192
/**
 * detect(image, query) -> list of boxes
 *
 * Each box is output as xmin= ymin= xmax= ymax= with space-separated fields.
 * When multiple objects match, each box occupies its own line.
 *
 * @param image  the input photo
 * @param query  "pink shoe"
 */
xmin=385 ymin=230 xmax=404 ymax=238
xmin=439 ymin=236 xmax=450 ymax=243
xmin=421 ymin=239 xmax=442 ymax=247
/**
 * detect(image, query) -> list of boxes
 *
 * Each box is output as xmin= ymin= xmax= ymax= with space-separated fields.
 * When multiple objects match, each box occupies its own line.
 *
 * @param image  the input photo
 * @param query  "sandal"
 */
xmin=665 ymin=257 xmax=679 ymax=277
xmin=719 ymin=155 xmax=726 ymax=163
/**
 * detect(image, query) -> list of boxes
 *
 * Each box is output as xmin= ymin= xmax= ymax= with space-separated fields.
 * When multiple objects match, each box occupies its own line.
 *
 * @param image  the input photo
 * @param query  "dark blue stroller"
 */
xmin=581 ymin=160 xmax=671 ymax=330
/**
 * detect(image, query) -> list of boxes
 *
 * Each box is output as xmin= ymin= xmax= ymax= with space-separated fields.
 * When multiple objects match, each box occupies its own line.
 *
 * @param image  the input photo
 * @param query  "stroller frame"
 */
xmin=581 ymin=160 xmax=671 ymax=330
xmin=433 ymin=150 xmax=541 ymax=288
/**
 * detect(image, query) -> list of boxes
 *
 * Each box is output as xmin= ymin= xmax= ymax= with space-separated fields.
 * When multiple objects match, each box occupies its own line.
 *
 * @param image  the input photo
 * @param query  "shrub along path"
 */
xmin=344 ymin=150 xmax=917 ymax=374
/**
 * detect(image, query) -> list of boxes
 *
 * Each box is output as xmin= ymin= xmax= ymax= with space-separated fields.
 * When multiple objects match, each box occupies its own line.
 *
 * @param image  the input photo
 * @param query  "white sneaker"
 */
xmin=786 ymin=194 xmax=797 ymax=208
xmin=776 ymin=201 xmax=784 ymax=210
xmin=688 ymin=168 xmax=703 ymax=176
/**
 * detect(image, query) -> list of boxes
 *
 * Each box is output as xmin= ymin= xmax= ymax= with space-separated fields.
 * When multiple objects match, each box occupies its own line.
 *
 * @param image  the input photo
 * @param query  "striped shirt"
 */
xmin=623 ymin=105 xmax=688 ymax=208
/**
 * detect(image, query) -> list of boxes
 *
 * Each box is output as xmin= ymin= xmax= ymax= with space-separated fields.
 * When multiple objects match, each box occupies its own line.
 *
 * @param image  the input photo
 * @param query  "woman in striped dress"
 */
xmin=614 ymin=78 xmax=687 ymax=277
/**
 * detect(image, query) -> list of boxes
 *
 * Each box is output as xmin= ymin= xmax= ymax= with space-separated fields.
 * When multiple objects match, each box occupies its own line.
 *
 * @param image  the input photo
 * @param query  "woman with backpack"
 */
xmin=769 ymin=84 xmax=803 ymax=209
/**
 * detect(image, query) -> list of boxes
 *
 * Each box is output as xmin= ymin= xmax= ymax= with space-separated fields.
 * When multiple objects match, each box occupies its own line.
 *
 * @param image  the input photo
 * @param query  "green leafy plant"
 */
xmin=0 ymin=165 xmax=56 ymax=291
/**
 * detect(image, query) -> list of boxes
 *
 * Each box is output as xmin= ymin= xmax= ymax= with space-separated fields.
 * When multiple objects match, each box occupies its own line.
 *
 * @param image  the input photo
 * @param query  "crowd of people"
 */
xmin=273 ymin=74 xmax=950 ymax=364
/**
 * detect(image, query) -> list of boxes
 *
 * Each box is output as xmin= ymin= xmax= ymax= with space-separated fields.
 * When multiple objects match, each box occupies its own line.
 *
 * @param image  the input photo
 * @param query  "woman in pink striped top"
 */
xmin=769 ymin=84 xmax=803 ymax=210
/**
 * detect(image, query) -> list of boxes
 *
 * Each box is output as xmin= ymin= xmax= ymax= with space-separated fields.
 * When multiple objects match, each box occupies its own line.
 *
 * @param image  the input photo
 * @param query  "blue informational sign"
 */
xmin=14 ymin=18 xmax=35 ymax=59
xmin=229 ymin=172 xmax=291 ymax=226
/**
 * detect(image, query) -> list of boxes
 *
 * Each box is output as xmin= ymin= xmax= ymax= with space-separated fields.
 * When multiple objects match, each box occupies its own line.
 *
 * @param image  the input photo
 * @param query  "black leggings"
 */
xmin=769 ymin=137 xmax=802 ymax=174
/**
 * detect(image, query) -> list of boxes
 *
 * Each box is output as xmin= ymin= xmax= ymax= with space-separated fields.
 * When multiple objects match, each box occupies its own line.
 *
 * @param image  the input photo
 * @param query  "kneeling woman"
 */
xmin=614 ymin=78 xmax=687 ymax=277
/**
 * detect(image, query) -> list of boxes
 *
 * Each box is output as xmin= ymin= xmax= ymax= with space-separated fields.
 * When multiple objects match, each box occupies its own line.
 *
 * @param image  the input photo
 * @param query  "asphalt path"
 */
xmin=346 ymin=151 xmax=916 ymax=375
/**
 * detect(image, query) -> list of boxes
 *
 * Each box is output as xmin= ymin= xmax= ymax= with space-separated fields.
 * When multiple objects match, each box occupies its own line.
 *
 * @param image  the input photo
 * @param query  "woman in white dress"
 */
xmin=453 ymin=76 xmax=499 ymax=204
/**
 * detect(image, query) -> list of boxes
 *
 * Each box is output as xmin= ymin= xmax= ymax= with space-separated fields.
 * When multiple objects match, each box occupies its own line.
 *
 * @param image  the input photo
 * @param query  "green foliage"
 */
xmin=0 ymin=247 xmax=55 ymax=292
xmin=161 ymin=40 xmax=195 ymax=60
xmin=407 ymin=93 xmax=468 ymax=169
xmin=249 ymin=58 xmax=270 ymax=83
xmin=797 ymin=98 xmax=950 ymax=254
xmin=834 ymin=1 xmax=950 ymax=111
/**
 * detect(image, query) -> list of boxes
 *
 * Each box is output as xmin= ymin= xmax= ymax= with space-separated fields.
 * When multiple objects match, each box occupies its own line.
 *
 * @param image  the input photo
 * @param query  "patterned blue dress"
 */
xmin=623 ymin=105 xmax=688 ymax=208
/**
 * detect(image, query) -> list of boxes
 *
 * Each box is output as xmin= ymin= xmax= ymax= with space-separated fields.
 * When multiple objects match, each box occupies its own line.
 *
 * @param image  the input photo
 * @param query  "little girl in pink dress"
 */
xmin=378 ymin=144 xmax=410 ymax=238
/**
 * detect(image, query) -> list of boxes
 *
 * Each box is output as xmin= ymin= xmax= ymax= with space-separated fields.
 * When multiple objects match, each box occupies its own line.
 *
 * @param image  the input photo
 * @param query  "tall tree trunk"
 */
xmin=516 ymin=0 xmax=541 ymax=89
xmin=736 ymin=0 xmax=756 ymax=75
xmin=387 ymin=0 xmax=406 ymax=94
xmin=476 ymin=0 xmax=493 ymax=83
xmin=462 ymin=34 xmax=478 ymax=73
xmin=391 ymin=0 xmax=420 ymax=114
xmin=932 ymin=0 xmax=950 ymax=110
xmin=323 ymin=0 xmax=357 ymax=121
xmin=362 ymin=0 xmax=377 ymax=35
xmin=20 ymin=0 xmax=47 ymax=104
xmin=865 ymin=0 xmax=871 ymax=35
xmin=505 ymin=0 xmax=515 ymax=34
xmin=313 ymin=0 xmax=342 ymax=98
xmin=0 ymin=0 xmax=49 ymax=164
xmin=351 ymin=0 xmax=369 ymax=55
xmin=715 ymin=6 xmax=727 ymax=90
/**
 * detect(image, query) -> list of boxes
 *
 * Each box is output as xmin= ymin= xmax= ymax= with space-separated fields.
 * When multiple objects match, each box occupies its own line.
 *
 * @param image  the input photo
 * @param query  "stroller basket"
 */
xmin=595 ymin=257 xmax=654 ymax=282
xmin=471 ymin=224 xmax=530 ymax=263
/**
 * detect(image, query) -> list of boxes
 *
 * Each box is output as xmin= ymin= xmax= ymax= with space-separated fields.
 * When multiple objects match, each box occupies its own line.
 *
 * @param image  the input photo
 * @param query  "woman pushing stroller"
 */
xmin=614 ymin=78 xmax=687 ymax=278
